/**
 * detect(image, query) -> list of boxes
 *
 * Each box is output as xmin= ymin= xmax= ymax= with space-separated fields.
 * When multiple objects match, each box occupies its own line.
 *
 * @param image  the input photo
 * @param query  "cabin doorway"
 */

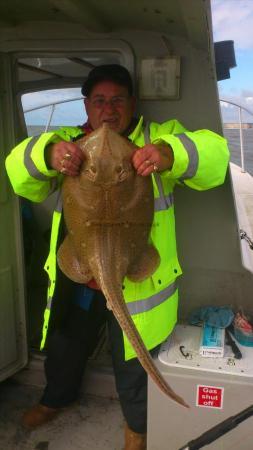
xmin=1 ymin=41 xmax=134 ymax=380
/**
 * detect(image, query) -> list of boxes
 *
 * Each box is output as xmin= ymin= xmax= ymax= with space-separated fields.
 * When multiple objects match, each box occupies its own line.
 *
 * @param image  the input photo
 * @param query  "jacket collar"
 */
xmin=127 ymin=116 xmax=144 ymax=142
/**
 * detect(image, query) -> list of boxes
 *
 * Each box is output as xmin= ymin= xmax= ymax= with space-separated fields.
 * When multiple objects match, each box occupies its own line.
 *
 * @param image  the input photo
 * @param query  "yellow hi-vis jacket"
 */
xmin=5 ymin=117 xmax=230 ymax=360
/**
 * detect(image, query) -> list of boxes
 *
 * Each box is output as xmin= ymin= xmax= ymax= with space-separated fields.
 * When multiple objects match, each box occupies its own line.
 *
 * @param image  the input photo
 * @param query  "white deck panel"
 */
xmin=229 ymin=162 xmax=253 ymax=273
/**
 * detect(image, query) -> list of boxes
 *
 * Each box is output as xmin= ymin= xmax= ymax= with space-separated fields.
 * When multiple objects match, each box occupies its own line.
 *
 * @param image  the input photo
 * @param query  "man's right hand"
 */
xmin=45 ymin=141 xmax=85 ymax=176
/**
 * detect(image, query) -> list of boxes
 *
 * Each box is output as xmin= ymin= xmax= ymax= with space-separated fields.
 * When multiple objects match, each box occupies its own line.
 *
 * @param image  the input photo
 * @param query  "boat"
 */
xmin=0 ymin=1 xmax=252 ymax=448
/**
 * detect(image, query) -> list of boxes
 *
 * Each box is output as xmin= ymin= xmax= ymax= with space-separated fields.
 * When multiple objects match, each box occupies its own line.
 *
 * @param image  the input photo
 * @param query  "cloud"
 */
xmin=211 ymin=0 xmax=253 ymax=49
xmin=245 ymin=97 xmax=253 ymax=105
xmin=221 ymin=89 xmax=253 ymax=109
xmin=220 ymin=92 xmax=253 ymax=123
xmin=242 ymin=89 xmax=253 ymax=99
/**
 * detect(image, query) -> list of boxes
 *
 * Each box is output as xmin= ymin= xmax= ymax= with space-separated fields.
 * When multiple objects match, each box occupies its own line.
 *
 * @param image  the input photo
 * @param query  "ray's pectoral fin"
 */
xmin=127 ymin=244 xmax=160 ymax=282
xmin=57 ymin=235 xmax=92 ymax=284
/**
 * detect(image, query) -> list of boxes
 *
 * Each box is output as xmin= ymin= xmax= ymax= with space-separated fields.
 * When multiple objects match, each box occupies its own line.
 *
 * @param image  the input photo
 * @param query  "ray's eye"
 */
xmin=90 ymin=165 xmax=97 ymax=173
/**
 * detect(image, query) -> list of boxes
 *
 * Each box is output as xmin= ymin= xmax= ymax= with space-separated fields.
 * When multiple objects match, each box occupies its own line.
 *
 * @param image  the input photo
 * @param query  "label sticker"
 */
xmin=196 ymin=385 xmax=224 ymax=409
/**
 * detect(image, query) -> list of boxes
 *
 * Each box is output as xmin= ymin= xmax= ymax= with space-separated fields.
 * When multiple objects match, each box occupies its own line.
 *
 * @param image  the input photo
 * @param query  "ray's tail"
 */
xmin=91 ymin=259 xmax=189 ymax=409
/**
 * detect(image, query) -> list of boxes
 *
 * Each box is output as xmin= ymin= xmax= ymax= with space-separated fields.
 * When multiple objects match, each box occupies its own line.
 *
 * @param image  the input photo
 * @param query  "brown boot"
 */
xmin=124 ymin=423 xmax=147 ymax=450
xmin=21 ymin=404 xmax=60 ymax=429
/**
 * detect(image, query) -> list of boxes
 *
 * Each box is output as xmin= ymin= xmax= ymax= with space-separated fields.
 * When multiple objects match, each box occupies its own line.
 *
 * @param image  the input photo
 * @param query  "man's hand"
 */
xmin=132 ymin=143 xmax=174 ymax=176
xmin=45 ymin=141 xmax=84 ymax=176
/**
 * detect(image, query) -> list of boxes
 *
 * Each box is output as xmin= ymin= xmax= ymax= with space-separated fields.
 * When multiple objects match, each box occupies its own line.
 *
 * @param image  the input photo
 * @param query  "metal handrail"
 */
xmin=24 ymin=96 xmax=253 ymax=172
xmin=220 ymin=98 xmax=253 ymax=173
xmin=24 ymin=96 xmax=84 ymax=113
xmin=24 ymin=96 xmax=84 ymax=131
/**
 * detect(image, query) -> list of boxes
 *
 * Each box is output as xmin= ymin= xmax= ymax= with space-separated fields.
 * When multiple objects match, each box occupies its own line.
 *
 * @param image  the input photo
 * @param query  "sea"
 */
xmin=27 ymin=125 xmax=253 ymax=176
xmin=223 ymin=128 xmax=253 ymax=176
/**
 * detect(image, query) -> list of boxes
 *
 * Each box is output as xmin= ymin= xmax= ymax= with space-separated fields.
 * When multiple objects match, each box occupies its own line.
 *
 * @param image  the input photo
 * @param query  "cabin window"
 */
xmin=18 ymin=53 xmax=128 ymax=136
xmin=22 ymin=88 xmax=86 ymax=136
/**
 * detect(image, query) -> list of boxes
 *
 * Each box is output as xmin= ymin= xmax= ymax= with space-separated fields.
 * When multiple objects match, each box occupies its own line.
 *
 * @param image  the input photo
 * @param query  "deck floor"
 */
xmin=0 ymin=379 xmax=124 ymax=450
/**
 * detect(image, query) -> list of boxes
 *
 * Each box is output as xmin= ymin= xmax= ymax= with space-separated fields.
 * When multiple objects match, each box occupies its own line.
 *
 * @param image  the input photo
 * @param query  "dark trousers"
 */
xmin=41 ymin=289 xmax=158 ymax=433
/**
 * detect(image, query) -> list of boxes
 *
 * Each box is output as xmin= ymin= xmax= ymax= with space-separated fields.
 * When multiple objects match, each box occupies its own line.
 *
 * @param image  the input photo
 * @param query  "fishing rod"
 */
xmin=178 ymin=404 xmax=253 ymax=450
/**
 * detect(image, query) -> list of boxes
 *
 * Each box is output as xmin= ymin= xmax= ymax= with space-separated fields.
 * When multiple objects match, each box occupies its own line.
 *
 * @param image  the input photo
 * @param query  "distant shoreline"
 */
xmin=223 ymin=123 xmax=253 ymax=129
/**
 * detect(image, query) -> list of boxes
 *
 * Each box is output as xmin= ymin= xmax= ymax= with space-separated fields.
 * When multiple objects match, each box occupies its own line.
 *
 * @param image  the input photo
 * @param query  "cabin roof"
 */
xmin=0 ymin=0 xmax=210 ymax=50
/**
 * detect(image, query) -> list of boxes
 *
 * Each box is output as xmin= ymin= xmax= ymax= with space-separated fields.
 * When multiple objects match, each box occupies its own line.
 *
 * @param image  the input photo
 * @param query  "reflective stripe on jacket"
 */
xmin=5 ymin=117 xmax=230 ymax=360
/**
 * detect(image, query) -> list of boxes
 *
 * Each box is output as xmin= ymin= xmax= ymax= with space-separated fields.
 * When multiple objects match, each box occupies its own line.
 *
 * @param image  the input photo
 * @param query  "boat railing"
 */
xmin=24 ymin=96 xmax=253 ymax=173
xmin=220 ymin=99 xmax=253 ymax=173
xmin=24 ymin=96 xmax=84 ymax=132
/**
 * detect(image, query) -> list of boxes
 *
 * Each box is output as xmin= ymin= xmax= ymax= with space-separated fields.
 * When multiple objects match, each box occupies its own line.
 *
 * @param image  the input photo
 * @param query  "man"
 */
xmin=5 ymin=64 xmax=229 ymax=450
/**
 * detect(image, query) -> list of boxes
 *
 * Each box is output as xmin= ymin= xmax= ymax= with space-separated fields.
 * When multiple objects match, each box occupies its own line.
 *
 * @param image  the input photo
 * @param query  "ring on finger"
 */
xmin=64 ymin=152 xmax=72 ymax=161
xmin=60 ymin=167 xmax=67 ymax=174
xmin=153 ymin=164 xmax=159 ymax=172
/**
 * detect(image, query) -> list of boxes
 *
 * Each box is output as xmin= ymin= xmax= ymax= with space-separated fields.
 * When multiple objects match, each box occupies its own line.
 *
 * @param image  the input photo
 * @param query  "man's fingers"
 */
xmin=136 ymin=159 xmax=157 ymax=176
xmin=132 ymin=145 xmax=160 ymax=176
xmin=132 ymin=148 xmax=149 ymax=167
xmin=132 ymin=145 xmax=160 ymax=172
xmin=61 ymin=144 xmax=84 ymax=163
xmin=136 ymin=159 xmax=151 ymax=174
xmin=59 ymin=157 xmax=83 ymax=176
xmin=46 ymin=141 xmax=85 ymax=173
xmin=64 ymin=166 xmax=80 ymax=177
xmin=64 ymin=153 xmax=83 ymax=168
xmin=57 ymin=142 xmax=85 ymax=175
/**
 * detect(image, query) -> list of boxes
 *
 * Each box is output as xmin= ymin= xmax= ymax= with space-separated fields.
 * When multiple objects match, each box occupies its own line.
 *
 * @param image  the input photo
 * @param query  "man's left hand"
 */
xmin=132 ymin=143 xmax=174 ymax=176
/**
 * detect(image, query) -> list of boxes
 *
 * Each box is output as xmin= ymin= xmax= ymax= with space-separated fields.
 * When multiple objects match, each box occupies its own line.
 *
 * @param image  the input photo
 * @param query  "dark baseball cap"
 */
xmin=81 ymin=64 xmax=133 ymax=97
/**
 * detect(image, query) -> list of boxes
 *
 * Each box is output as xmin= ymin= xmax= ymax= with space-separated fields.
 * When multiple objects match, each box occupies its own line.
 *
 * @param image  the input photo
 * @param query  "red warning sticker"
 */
xmin=196 ymin=385 xmax=224 ymax=409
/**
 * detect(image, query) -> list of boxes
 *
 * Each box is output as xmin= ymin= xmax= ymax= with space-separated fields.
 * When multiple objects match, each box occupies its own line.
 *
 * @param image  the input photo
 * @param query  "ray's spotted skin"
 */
xmin=57 ymin=123 xmax=189 ymax=408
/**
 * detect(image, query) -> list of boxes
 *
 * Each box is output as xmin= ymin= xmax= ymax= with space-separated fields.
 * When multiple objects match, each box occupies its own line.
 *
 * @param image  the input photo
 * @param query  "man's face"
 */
xmin=84 ymin=81 xmax=136 ymax=134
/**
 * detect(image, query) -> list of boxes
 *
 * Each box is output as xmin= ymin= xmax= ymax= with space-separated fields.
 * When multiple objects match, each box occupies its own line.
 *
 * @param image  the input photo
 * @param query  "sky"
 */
xmin=211 ymin=0 xmax=253 ymax=122
xmin=23 ymin=0 xmax=253 ymax=125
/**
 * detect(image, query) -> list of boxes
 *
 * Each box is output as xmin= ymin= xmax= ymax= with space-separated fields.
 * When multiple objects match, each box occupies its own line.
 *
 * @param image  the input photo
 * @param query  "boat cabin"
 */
xmin=0 ymin=1 xmax=252 ymax=448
